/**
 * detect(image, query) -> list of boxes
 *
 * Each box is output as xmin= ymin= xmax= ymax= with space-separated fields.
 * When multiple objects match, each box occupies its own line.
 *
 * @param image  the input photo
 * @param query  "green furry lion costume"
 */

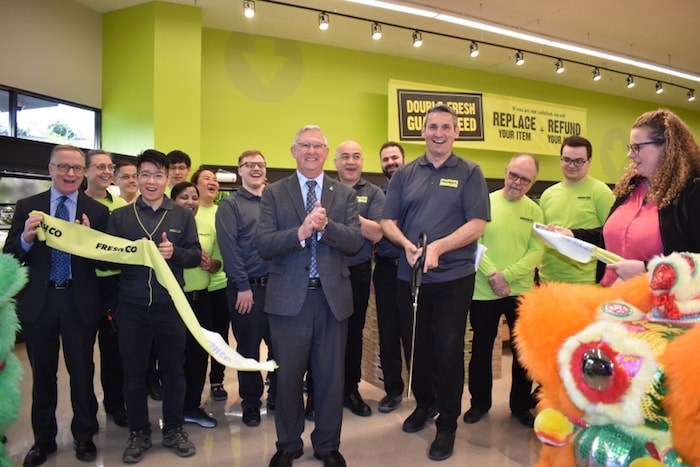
xmin=0 ymin=253 xmax=28 ymax=467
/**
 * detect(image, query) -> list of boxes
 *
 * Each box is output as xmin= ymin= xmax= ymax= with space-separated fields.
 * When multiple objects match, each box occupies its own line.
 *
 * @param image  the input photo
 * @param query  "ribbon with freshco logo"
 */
xmin=33 ymin=210 xmax=277 ymax=372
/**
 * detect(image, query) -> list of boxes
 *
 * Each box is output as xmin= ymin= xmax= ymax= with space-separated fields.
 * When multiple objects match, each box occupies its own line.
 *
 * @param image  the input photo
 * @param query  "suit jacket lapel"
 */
xmin=321 ymin=174 xmax=338 ymax=212
xmin=284 ymin=175 xmax=307 ymax=223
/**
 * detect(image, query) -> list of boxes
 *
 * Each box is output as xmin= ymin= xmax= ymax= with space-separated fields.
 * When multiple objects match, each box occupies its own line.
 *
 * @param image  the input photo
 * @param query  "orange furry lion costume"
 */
xmin=515 ymin=252 xmax=700 ymax=467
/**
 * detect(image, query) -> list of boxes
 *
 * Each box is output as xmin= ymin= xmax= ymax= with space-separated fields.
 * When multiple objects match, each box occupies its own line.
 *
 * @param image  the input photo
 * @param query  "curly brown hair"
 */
xmin=613 ymin=109 xmax=700 ymax=208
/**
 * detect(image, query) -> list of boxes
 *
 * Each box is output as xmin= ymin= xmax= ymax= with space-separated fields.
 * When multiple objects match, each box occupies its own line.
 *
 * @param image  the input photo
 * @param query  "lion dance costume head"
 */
xmin=516 ymin=252 xmax=700 ymax=467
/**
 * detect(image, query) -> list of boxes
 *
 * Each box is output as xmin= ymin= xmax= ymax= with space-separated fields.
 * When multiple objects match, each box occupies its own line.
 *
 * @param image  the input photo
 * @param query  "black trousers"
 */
xmin=117 ymin=301 xmax=186 ymax=434
xmin=397 ymin=275 xmax=474 ymax=433
xmin=468 ymin=297 xmax=533 ymax=413
xmin=208 ymin=287 xmax=229 ymax=385
xmin=344 ymin=261 xmax=372 ymax=394
xmin=372 ymin=256 xmax=404 ymax=397
xmin=229 ymin=282 xmax=276 ymax=409
xmin=183 ymin=289 xmax=212 ymax=411
xmin=96 ymin=274 xmax=125 ymax=414
xmin=23 ymin=288 xmax=99 ymax=444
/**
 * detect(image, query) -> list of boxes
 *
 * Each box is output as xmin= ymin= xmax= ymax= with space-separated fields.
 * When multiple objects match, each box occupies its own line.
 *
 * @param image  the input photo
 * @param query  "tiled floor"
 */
xmin=6 ymin=342 xmax=540 ymax=466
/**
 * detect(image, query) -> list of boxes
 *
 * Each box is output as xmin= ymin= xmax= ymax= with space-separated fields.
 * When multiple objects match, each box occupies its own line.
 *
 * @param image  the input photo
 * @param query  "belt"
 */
xmin=249 ymin=275 xmax=268 ymax=287
xmin=48 ymin=279 xmax=72 ymax=289
xmin=185 ymin=289 xmax=206 ymax=302
xmin=378 ymin=256 xmax=400 ymax=266
xmin=308 ymin=278 xmax=322 ymax=289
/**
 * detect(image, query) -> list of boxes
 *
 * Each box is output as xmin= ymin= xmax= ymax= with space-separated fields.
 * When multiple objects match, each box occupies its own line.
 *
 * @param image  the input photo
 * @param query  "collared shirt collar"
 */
xmin=296 ymin=170 xmax=324 ymax=191
xmin=135 ymin=195 xmax=175 ymax=211
xmin=50 ymin=187 xmax=78 ymax=205
xmin=238 ymin=186 xmax=262 ymax=200
xmin=418 ymin=153 xmax=459 ymax=168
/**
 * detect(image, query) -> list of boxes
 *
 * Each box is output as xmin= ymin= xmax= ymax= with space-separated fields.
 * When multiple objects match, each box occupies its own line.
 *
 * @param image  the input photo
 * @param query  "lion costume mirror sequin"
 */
xmin=516 ymin=252 xmax=700 ymax=467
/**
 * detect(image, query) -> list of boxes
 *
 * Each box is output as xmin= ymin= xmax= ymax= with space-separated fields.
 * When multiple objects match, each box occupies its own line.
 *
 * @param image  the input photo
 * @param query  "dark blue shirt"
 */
xmin=383 ymin=153 xmax=490 ymax=283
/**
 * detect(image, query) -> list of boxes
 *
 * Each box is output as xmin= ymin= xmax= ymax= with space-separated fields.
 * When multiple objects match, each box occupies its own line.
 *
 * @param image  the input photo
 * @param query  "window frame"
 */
xmin=0 ymin=84 xmax=101 ymax=148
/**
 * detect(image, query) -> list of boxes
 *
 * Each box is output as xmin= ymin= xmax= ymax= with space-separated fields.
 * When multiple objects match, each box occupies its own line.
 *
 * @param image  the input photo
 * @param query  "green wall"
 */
xmin=199 ymin=28 xmax=700 ymax=183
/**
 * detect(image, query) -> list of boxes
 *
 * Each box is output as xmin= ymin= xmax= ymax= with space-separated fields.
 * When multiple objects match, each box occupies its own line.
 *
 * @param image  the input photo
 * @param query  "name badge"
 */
xmin=357 ymin=195 xmax=368 ymax=203
xmin=439 ymin=178 xmax=459 ymax=188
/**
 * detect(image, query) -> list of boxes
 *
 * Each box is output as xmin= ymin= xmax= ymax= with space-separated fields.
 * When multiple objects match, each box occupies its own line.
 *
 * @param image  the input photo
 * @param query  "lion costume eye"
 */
xmin=558 ymin=322 xmax=659 ymax=426
xmin=581 ymin=348 xmax=614 ymax=391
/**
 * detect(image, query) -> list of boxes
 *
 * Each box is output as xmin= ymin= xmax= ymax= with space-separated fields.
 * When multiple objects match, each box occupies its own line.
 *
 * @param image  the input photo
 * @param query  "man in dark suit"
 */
xmin=3 ymin=144 xmax=109 ymax=466
xmin=257 ymin=125 xmax=363 ymax=467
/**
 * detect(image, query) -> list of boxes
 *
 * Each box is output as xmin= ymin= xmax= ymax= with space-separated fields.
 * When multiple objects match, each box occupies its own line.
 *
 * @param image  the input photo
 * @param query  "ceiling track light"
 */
xmin=469 ymin=41 xmax=479 ymax=58
xmin=688 ymin=89 xmax=696 ymax=102
xmin=515 ymin=50 xmax=524 ymax=66
xmin=371 ymin=22 xmax=382 ymax=40
xmin=555 ymin=59 xmax=565 ymax=74
xmin=592 ymin=67 xmax=601 ymax=81
xmin=243 ymin=0 xmax=255 ymax=18
xmin=626 ymin=75 xmax=635 ymax=88
xmin=412 ymin=30 xmax=423 ymax=48
xmin=655 ymin=81 xmax=664 ymax=94
xmin=318 ymin=12 xmax=330 ymax=31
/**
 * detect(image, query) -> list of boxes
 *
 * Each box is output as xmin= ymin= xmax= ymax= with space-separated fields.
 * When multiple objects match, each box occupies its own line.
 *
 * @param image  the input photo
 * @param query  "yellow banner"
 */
xmin=389 ymin=79 xmax=587 ymax=156
xmin=33 ymin=211 xmax=277 ymax=372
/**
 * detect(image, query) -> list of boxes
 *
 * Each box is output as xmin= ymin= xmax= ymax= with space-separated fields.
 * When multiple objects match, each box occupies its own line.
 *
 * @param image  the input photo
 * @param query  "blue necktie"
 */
xmin=305 ymin=180 xmax=319 ymax=278
xmin=50 ymin=196 xmax=70 ymax=283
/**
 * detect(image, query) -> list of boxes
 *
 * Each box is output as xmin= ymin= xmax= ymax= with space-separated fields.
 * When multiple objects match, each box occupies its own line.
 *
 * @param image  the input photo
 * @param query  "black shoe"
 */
xmin=210 ymin=384 xmax=228 ymax=401
xmin=107 ymin=408 xmax=129 ymax=427
xmin=74 ymin=440 xmax=97 ymax=462
xmin=428 ymin=431 xmax=455 ymax=461
xmin=148 ymin=379 xmax=163 ymax=401
xmin=304 ymin=397 xmax=315 ymax=422
xmin=23 ymin=442 xmax=57 ymax=466
xmin=378 ymin=394 xmax=402 ymax=413
xmin=314 ymin=450 xmax=346 ymax=467
xmin=463 ymin=406 xmax=488 ymax=424
xmin=242 ymin=407 xmax=261 ymax=427
xmin=269 ymin=449 xmax=303 ymax=467
xmin=343 ymin=392 xmax=372 ymax=417
xmin=512 ymin=410 xmax=535 ymax=428
xmin=402 ymin=406 xmax=437 ymax=433
xmin=183 ymin=407 xmax=217 ymax=428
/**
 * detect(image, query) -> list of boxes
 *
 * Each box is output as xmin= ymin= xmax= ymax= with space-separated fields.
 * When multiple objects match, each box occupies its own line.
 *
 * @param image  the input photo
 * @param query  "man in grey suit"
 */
xmin=257 ymin=125 xmax=363 ymax=467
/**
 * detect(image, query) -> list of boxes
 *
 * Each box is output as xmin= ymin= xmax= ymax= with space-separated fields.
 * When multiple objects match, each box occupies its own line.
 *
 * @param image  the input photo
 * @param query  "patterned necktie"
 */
xmin=50 ymin=195 xmax=70 ymax=283
xmin=305 ymin=180 xmax=319 ymax=278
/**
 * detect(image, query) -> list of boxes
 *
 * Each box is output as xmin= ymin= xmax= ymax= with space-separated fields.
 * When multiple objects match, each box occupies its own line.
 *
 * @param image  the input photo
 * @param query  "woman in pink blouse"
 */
xmin=564 ymin=109 xmax=700 ymax=285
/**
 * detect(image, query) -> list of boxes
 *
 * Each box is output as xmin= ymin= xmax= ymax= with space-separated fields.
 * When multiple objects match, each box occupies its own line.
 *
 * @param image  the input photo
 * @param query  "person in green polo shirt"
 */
xmin=539 ymin=136 xmax=614 ymax=284
xmin=84 ymin=149 xmax=129 ymax=428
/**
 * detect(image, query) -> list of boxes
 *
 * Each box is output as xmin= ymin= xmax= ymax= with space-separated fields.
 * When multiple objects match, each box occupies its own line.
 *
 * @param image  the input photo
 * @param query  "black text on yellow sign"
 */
xmin=397 ymin=90 xmax=484 ymax=141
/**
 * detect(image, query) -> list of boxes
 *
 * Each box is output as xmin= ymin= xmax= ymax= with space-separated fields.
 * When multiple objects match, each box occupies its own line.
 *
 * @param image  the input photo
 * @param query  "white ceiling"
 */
xmin=75 ymin=0 xmax=700 ymax=110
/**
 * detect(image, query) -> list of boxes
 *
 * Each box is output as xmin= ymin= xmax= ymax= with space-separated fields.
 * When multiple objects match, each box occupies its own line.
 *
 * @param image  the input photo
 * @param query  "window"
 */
xmin=0 ymin=90 xmax=8 ymax=136
xmin=1 ymin=86 xmax=100 ymax=148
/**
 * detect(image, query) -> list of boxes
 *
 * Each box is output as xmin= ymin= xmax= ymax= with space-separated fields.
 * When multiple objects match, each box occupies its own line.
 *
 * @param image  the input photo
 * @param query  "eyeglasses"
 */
xmin=626 ymin=141 xmax=661 ymax=154
xmin=50 ymin=163 xmax=85 ymax=175
xmin=240 ymin=161 xmax=266 ymax=169
xmin=138 ymin=171 xmax=167 ymax=181
xmin=296 ymin=142 xmax=327 ymax=151
xmin=506 ymin=170 xmax=532 ymax=185
xmin=89 ymin=163 xmax=116 ymax=172
xmin=560 ymin=157 xmax=588 ymax=167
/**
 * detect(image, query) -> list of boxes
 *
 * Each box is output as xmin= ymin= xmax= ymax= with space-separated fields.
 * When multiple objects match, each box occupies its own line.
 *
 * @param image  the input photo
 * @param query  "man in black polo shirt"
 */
xmin=381 ymin=104 xmax=490 ymax=462
xmin=216 ymin=149 xmax=275 ymax=428
xmin=373 ymin=141 xmax=406 ymax=414
xmin=333 ymin=140 xmax=384 ymax=417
